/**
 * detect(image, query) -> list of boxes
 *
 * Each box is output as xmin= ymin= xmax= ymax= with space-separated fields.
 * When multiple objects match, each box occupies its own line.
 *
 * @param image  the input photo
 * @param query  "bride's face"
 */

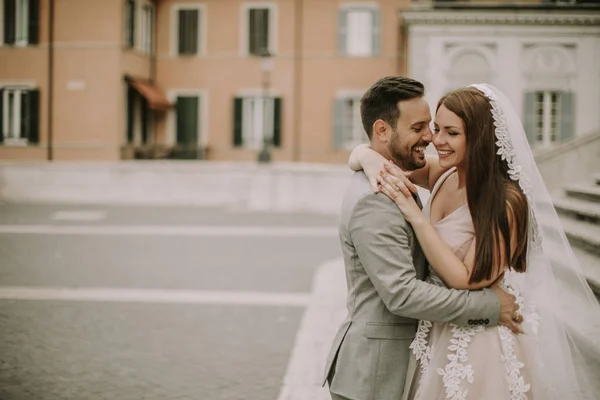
xmin=433 ymin=104 xmax=467 ymax=169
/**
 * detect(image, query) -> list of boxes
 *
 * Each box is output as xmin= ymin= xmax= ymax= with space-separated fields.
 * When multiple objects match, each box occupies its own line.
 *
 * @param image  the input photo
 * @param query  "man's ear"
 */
xmin=372 ymin=119 xmax=390 ymax=142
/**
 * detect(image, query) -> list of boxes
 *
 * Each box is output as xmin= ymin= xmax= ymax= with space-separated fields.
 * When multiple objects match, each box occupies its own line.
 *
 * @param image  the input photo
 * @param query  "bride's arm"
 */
xmin=379 ymin=176 xmax=517 ymax=290
xmin=349 ymin=144 xmax=446 ymax=191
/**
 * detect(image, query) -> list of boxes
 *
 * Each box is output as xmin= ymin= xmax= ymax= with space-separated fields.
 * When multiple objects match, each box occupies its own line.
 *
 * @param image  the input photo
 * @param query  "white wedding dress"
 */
xmin=405 ymin=167 xmax=543 ymax=400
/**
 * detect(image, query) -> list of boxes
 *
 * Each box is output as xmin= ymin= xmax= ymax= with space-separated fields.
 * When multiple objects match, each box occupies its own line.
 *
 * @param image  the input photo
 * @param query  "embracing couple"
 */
xmin=323 ymin=77 xmax=600 ymax=400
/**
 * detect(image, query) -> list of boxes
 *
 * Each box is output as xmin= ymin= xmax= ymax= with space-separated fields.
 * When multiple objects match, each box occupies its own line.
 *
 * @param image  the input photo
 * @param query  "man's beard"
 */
xmin=388 ymin=132 xmax=427 ymax=171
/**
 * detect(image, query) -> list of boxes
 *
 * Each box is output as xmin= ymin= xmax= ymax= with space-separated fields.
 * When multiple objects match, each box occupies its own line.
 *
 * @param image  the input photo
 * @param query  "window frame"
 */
xmin=240 ymin=2 xmax=277 ymax=57
xmin=166 ymin=89 xmax=208 ymax=149
xmin=0 ymin=0 xmax=38 ymax=47
xmin=334 ymin=94 xmax=368 ymax=150
xmin=0 ymin=83 xmax=38 ymax=146
xmin=533 ymin=90 xmax=562 ymax=147
xmin=139 ymin=0 xmax=155 ymax=55
xmin=171 ymin=3 xmax=206 ymax=57
xmin=338 ymin=2 xmax=380 ymax=58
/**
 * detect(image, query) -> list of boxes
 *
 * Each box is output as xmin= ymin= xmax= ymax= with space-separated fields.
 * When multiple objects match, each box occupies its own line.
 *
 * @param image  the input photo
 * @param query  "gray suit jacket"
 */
xmin=323 ymin=171 xmax=499 ymax=400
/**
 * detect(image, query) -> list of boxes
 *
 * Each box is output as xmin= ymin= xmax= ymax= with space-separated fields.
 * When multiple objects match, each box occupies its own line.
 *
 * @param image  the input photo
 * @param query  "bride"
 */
xmin=350 ymin=84 xmax=600 ymax=399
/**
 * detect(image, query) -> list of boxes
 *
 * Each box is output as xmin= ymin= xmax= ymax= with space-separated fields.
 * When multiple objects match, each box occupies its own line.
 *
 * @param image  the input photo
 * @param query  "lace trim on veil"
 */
xmin=469 ymin=84 xmax=542 ymax=250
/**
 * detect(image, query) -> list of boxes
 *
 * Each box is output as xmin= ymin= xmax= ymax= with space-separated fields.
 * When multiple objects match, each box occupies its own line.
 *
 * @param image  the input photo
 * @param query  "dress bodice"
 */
xmin=422 ymin=167 xmax=474 ymax=286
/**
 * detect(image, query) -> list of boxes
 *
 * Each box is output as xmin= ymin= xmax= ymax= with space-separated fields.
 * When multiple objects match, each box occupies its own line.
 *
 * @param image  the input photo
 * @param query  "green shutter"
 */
xmin=272 ymin=97 xmax=281 ymax=147
xmin=4 ymin=0 xmax=16 ymax=45
xmin=28 ymin=0 xmax=39 ymax=45
xmin=0 ymin=89 xmax=4 ymax=143
xmin=333 ymin=98 xmax=345 ymax=150
xmin=338 ymin=9 xmax=348 ymax=56
xmin=371 ymin=10 xmax=380 ymax=56
xmin=141 ymin=96 xmax=149 ymax=144
xmin=559 ymin=92 xmax=574 ymax=143
xmin=126 ymin=86 xmax=135 ymax=143
xmin=523 ymin=92 xmax=536 ymax=146
xmin=233 ymin=97 xmax=243 ymax=147
xmin=179 ymin=9 xmax=199 ymax=55
xmin=127 ymin=0 xmax=135 ymax=48
xmin=24 ymin=89 xmax=40 ymax=144
xmin=176 ymin=96 xmax=199 ymax=146
xmin=249 ymin=8 xmax=269 ymax=55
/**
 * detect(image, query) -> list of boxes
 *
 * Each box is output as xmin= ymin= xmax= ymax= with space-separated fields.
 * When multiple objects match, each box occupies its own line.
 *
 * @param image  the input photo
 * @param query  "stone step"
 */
xmin=573 ymin=247 xmax=600 ymax=299
xmin=544 ymin=236 xmax=600 ymax=300
xmin=564 ymin=185 xmax=600 ymax=203
xmin=557 ymin=215 xmax=600 ymax=257
xmin=554 ymin=197 xmax=600 ymax=224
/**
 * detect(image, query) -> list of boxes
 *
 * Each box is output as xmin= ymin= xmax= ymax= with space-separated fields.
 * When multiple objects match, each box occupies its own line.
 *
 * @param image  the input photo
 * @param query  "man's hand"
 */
xmin=491 ymin=275 xmax=524 ymax=334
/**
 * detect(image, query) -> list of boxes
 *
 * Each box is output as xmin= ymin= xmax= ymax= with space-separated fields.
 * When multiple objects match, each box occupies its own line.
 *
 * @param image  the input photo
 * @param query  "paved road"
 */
xmin=0 ymin=202 xmax=342 ymax=400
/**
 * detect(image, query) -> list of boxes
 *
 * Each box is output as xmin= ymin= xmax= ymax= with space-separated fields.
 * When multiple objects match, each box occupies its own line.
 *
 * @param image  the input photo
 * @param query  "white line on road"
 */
xmin=0 ymin=287 xmax=310 ymax=306
xmin=51 ymin=210 xmax=107 ymax=222
xmin=0 ymin=224 xmax=338 ymax=237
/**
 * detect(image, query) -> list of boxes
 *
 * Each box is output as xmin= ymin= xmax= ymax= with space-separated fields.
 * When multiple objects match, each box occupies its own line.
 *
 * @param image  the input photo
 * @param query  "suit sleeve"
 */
xmin=349 ymin=192 xmax=500 ymax=326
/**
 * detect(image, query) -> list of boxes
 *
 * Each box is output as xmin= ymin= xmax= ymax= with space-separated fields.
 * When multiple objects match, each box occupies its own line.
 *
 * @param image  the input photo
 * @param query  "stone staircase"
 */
xmin=553 ymin=174 xmax=600 ymax=298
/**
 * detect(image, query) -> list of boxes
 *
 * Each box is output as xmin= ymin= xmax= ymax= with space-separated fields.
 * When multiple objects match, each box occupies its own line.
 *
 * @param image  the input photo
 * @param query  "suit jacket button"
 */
xmin=479 ymin=319 xmax=484 ymax=325
xmin=484 ymin=319 xmax=490 ymax=325
xmin=468 ymin=319 xmax=473 ymax=325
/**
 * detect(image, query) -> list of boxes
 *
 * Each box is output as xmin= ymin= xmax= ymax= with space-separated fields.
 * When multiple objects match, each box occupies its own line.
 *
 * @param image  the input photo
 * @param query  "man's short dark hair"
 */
xmin=360 ymin=76 xmax=425 ymax=139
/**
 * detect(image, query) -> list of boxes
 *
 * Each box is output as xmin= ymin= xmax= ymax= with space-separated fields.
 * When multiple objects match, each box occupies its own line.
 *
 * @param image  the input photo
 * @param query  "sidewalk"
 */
xmin=277 ymin=258 xmax=347 ymax=400
xmin=0 ymin=161 xmax=352 ymax=214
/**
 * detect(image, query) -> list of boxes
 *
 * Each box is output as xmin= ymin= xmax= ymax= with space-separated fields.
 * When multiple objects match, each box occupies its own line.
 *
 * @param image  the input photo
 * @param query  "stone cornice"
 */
xmin=401 ymin=10 xmax=600 ymax=26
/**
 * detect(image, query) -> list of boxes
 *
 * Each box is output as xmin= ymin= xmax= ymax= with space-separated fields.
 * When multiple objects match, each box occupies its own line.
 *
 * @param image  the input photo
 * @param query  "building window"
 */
xmin=125 ymin=0 xmax=135 ymax=48
xmin=338 ymin=6 xmax=380 ymax=57
xmin=176 ymin=7 xmax=203 ymax=56
xmin=524 ymin=91 xmax=574 ymax=147
xmin=233 ymin=97 xmax=281 ymax=149
xmin=1 ymin=0 xmax=39 ymax=46
xmin=176 ymin=95 xmax=200 ymax=151
xmin=140 ymin=1 xmax=154 ymax=55
xmin=243 ymin=4 xmax=275 ymax=56
xmin=333 ymin=97 xmax=367 ymax=150
xmin=0 ymin=87 xmax=40 ymax=145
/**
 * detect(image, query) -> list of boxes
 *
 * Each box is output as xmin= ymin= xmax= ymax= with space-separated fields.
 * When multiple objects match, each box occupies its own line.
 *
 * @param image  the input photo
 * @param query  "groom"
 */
xmin=323 ymin=76 xmax=521 ymax=400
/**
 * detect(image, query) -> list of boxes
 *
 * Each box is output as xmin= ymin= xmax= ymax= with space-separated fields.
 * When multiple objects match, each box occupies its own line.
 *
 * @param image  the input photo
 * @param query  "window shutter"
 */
xmin=28 ymin=0 xmax=39 ymax=45
xmin=127 ymin=0 xmax=135 ymax=48
xmin=4 ymin=0 xmax=16 ymax=45
xmin=371 ymin=10 xmax=380 ymax=56
xmin=0 ymin=89 xmax=4 ymax=143
xmin=178 ymin=9 xmax=198 ymax=55
xmin=176 ymin=96 xmax=199 ymax=146
xmin=272 ymin=97 xmax=281 ymax=147
xmin=333 ymin=99 xmax=345 ymax=150
xmin=338 ymin=9 xmax=348 ymax=56
xmin=126 ymin=86 xmax=135 ymax=143
xmin=522 ymin=92 xmax=536 ymax=146
xmin=233 ymin=97 xmax=243 ymax=147
xmin=559 ymin=92 xmax=574 ymax=143
xmin=249 ymin=8 xmax=269 ymax=55
xmin=23 ymin=89 xmax=40 ymax=144
xmin=141 ymin=96 xmax=149 ymax=144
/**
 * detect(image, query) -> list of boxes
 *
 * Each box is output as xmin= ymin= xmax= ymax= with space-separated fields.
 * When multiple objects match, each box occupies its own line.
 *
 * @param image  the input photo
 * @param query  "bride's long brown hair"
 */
xmin=437 ymin=88 xmax=529 ymax=284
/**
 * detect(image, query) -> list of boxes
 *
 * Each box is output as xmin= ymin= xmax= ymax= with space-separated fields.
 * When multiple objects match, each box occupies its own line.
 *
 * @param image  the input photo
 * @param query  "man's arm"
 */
xmin=350 ymin=192 xmax=500 ymax=326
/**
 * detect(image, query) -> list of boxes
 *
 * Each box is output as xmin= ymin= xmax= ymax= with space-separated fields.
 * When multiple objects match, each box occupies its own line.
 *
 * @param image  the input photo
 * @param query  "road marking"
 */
xmin=0 ymin=287 xmax=310 ymax=306
xmin=277 ymin=258 xmax=347 ymax=400
xmin=51 ymin=210 xmax=107 ymax=222
xmin=0 ymin=224 xmax=338 ymax=237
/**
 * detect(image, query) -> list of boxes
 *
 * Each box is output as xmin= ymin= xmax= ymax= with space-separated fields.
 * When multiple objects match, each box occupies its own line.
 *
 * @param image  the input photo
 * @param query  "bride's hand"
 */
xmin=378 ymin=169 xmax=424 ymax=224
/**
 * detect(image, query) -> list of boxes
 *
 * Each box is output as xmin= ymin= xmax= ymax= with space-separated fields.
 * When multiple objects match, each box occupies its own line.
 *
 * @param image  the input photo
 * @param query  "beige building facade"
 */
xmin=0 ymin=0 xmax=597 ymax=163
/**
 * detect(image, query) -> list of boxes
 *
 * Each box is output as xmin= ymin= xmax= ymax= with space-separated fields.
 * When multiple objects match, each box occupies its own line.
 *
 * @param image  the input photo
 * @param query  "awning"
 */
xmin=126 ymin=76 xmax=171 ymax=111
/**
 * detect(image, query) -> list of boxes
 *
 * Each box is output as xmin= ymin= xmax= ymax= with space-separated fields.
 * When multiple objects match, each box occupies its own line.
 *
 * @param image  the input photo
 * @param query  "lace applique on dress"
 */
xmin=436 ymin=325 xmax=484 ymax=400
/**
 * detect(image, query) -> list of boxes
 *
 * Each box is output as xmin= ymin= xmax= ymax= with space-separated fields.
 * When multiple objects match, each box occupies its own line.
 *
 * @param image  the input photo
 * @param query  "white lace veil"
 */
xmin=470 ymin=83 xmax=600 ymax=399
